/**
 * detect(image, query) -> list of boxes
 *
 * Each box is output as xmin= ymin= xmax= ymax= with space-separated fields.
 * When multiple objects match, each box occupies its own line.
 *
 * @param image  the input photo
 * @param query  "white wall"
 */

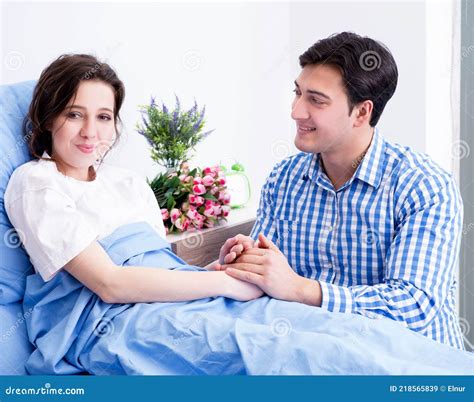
xmin=1 ymin=0 xmax=454 ymax=201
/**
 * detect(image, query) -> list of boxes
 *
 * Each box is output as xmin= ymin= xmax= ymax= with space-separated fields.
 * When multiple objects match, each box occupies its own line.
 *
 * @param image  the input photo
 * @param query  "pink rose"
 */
xmin=218 ymin=178 xmax=226 ymax=186
xmin=175 ymin=217 xmax=190 ymax=231
xmin=222 ymin=205 xmax=231 ymax=217
xmin=221 ymin=193 xmax=231 ymax=205
xmin=193 ymin=177 xmax=203 ymax=185
xmin=186 ymin=209 xmax=199 ymax=220
xmin=189 ymin=194 xmax=205 ymax=206
xmin=193 ymin=184 xmax=206 ymax=195
xmin=161 ymin=208 xmax=170 ymax=220
xmin=204 ymin=205 xmax=214 ymax=217
xmin=170 ymin=208 xmax=181 ymax=223
xmin=203 ymin=167 xmax=217 ymax=178
xmin=202 ymin=175 xmax=214 ymax=186
xmin=180 ymin=162 xmax=190 ymax=173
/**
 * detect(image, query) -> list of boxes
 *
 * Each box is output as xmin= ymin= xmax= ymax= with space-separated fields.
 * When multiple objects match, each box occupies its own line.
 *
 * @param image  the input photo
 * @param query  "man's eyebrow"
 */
xmin=66 ymin=105 xmax=114 ymax=113
xmin=294 ymin=80 xmax=331 ymax=100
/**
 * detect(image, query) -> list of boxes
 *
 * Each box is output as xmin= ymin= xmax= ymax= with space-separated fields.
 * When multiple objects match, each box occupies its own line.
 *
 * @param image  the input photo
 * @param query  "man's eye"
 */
xmin=293 ymin=88 xmax=301 ymax=96
xmin=311 ymin=98 xmax=323 ymax=105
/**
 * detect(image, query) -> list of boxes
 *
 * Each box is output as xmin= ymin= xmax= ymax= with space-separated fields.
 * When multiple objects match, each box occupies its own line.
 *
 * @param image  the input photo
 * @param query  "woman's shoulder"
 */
xmin=7 ymin=158 xmax=57 ymax=191
xmin=98 ymin=163 xmax=148 ymax=187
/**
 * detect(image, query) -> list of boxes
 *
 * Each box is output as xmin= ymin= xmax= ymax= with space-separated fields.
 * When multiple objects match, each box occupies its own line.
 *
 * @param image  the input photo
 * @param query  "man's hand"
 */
xmin=222 ymin=233 xmax=322 ymax=306
xmin=217 ymin=234 xmax=255 ymax=268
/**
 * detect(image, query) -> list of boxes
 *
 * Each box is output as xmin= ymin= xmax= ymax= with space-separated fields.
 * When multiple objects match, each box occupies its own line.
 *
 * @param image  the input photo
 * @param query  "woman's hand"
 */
xmin=223 ymin=273 xmax=264 ymax=301
xmin=217 ymin=234 xmax=255 ymax=268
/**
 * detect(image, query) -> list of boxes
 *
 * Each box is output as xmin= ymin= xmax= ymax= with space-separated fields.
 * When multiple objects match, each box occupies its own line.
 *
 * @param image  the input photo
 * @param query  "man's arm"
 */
xmin=318 ymin=175 xmax=463 ymax=331
xmin=224 ymin=174 xmax=463 ymax=333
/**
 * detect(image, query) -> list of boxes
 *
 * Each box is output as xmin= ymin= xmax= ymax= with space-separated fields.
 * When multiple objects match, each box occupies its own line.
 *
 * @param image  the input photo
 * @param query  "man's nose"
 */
xmin=291 ymin=97 xmax=310 ymax=120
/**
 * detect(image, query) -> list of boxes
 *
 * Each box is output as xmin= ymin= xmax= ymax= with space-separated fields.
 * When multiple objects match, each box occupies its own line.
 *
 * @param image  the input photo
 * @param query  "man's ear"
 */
xmin=353 ymin=100 xmax=374 ymax=127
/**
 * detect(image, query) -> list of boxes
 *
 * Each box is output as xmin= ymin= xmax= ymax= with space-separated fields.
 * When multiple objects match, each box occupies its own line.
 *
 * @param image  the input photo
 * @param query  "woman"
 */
xmin=4 ymin=54 xmax=471 ymax=376
xmin=5 ymin=54 xmax=261 ymax=304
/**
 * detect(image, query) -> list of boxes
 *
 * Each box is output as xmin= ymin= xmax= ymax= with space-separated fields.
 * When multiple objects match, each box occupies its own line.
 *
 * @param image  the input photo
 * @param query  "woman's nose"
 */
xmin=291 ymin=97 xmax=310 ymax=120
xmin=80 ymin=119 xmax=97 ymax=139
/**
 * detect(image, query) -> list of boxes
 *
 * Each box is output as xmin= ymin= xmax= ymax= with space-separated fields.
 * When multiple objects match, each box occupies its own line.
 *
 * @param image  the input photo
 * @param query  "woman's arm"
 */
xmin=64 ymin=241 xmax=263 ymax=304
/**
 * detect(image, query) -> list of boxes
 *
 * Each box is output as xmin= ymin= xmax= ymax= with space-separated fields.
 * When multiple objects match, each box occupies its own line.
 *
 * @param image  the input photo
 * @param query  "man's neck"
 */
xmin=320 ymin=127 xmax=375 ymax=191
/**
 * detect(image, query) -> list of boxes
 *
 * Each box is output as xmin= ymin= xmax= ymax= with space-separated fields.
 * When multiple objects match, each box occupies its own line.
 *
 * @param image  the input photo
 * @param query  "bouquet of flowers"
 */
xmin=137 ymin=96 xmax=214 ymax=169
xmin=149 ymin=163 xmax=231 ymax=233
xmin=138 ymin=95 xmax=231 ymax=233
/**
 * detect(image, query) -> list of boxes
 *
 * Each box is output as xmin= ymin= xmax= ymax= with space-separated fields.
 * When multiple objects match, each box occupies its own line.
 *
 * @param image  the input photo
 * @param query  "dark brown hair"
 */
xmin=25 ymin=54 xmax=125 ymax=168
xmin=299 ymin=32 xmax=398 ymax=127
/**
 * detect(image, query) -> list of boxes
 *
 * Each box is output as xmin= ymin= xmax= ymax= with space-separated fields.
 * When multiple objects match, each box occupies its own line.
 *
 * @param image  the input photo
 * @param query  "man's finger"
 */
xmin=258 ymin=233 xmax=280 ymax=252
xmin=234 ymin=254 xmax=264 ymax=266
xmin=239 ymin=248 xmax=267 ymax=257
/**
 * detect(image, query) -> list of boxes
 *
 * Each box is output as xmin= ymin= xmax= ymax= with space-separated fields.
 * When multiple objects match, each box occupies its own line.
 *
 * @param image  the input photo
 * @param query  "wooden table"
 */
xmin=166 ymin=206 xmax=257 ymax=267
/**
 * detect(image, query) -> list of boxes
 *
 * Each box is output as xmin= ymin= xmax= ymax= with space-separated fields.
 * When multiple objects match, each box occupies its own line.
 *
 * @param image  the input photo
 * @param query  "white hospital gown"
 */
xmin=4 ymin=153 xmax=166 ymax=282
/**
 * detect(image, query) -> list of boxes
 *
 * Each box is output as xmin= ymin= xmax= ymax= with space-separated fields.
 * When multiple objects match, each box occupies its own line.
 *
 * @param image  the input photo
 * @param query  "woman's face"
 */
xmin=50 ymin=80 xmax=116 ymax=181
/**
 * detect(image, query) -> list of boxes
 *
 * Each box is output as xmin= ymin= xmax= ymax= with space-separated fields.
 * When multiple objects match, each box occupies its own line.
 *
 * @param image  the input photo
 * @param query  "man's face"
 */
xmin=291 ymin=64 xmax=357 ymax=155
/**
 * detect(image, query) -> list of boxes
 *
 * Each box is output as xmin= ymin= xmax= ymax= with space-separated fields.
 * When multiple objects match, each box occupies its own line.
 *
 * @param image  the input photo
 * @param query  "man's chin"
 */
xmin=294 ymin=137 xmax=319 ymax=154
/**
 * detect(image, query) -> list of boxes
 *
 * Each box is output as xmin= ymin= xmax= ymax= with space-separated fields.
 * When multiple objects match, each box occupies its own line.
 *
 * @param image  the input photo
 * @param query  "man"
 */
xmin=217 ymin=32 xmax=465 ymax=350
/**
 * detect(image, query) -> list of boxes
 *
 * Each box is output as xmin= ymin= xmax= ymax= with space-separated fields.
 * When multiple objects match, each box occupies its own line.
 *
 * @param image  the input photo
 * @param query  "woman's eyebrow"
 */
xmin=66 ymin=105 xmax=114 ymax=113
xmin=294 ymin=80 xmax=331 ymax=100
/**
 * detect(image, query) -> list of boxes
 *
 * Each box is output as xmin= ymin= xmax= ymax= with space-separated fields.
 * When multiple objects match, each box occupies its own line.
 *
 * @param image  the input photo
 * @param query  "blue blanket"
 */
xmin=23 ymin=222 xmax=473 ymax=375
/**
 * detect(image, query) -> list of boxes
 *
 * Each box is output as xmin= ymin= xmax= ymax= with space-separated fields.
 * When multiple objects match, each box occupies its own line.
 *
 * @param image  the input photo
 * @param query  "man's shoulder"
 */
xmin=267 ymin=152 xmax=312 ymax=181
xmin=382 ymin=138 xmax=457 ymax=203
xmin=383 ymin=138 xmax=454 ymax=186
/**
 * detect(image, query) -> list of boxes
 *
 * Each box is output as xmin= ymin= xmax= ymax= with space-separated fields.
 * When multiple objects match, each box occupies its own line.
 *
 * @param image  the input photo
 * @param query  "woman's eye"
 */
xmin=99 ymin=114 xmax=112 ymax=121
xmin=67 ymin=111 xmax=82 ymax=119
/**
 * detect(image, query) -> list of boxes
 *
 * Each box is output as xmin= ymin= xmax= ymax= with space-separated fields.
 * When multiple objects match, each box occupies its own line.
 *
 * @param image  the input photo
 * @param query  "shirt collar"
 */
xmin=302 ymin=127 xmax=386 ymax=190
xmin=353 ymin=127 xmax=385 ymax=189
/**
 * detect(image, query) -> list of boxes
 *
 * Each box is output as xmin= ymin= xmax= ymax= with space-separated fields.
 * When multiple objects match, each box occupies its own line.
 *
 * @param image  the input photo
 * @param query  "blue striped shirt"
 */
xmin=250 ymin=129 xmax=465 ymax=350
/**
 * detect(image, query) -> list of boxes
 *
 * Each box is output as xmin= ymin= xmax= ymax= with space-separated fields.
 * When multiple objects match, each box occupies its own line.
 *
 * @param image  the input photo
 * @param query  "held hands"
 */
xmin=221 ymin=233 xmax=305 ymax=302
xmin=216 ymin=234 xmax=255 ymax=268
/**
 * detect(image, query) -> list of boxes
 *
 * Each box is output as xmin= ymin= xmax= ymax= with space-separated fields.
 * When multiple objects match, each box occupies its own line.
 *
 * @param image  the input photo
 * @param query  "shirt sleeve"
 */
xmin=250 ymin=162 xmax=283 ymax=243
xmin=5 ymin=188 xmax=99 ymax=282
xmin=319 ymin=174 xmax=463 ymax=332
